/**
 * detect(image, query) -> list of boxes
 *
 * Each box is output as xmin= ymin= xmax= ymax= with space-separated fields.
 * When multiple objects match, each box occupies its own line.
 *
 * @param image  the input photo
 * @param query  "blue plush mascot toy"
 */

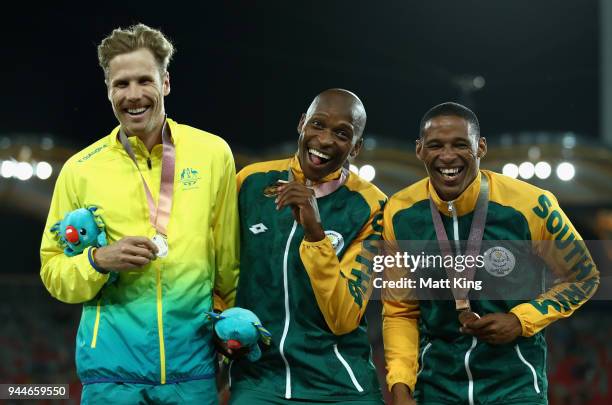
xmin=50 ymin=206 xmax=107 ymax=256
xmin=207 ymin=307 xmax=272 ymax=362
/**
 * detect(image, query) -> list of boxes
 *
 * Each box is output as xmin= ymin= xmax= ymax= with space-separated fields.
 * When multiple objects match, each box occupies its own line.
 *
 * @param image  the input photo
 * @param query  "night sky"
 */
xmin=1 ymin=1 xmax=603 ymax=274
xmin=2 ymin=1 xmax=599 ymax=151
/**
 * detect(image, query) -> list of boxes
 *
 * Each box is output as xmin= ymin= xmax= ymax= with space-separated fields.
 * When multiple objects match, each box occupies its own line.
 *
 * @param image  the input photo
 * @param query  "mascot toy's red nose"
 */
xmin=65 ymin=225 xmax=79 ymax=243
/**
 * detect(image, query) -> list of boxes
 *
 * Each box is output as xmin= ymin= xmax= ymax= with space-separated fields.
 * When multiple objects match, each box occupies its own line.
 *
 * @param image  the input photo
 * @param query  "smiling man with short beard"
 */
xmin=230 ymin=89 xmax=386 ymax=404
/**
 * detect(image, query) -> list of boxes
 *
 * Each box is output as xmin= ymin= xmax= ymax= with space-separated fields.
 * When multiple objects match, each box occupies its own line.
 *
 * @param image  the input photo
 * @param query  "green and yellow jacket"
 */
xmin=40 ymin=119 xmax=239 ymax=386
xmin=383 ymin=170 xmax=599 ymax=405
xmin=232 ymin=156 xmax=386 ymax=401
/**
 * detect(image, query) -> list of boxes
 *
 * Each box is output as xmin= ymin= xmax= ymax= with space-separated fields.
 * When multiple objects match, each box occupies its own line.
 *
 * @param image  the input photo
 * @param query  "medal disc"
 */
xmin=458 ymin=310 xmax=480 ymax=326
xmin=152 ymin=233 xmax=169 ymax=258
xmin=263 ymin=180 xmax=288 ymax=198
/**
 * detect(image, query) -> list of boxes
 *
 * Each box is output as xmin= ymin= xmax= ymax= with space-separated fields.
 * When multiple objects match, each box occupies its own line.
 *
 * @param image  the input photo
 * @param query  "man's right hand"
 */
xmin=392 ymin=383 xmax=416 ymax=405
xmin=93 ymin=236 xmax=158 ymax=272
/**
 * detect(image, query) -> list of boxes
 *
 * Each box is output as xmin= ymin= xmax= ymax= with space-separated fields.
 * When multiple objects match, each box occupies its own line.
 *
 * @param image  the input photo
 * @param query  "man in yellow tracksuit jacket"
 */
xmin=383 ymin=102 xmax=599 ymax=405
xmin=40 ymin=24 xmax=239 ymax=404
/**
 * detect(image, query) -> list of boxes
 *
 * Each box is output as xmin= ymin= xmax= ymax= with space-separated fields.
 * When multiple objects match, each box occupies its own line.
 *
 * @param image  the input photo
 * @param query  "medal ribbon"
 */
xmin=119 ymin=120 xmax=175 ymax=237
xmin=429 ymin=174 xmax=489 ymax=311
xmin=287 ymin=165 xmax=348 ymax=223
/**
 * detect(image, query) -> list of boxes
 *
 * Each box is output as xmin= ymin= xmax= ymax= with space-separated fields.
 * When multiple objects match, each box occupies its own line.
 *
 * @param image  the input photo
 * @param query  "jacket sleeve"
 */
xmin=40 ymin=163 xmax=109 ymax=304
xmin=381 ymin=201 xmax=420 ymax=393
xmin=299 ymin=197 xmax=385 ymax=335
xmin=212 ymin=142 xmax=240 ymax=308
xmin=383 ymin=299 xmax=420 ymax=393
xmin=510 ymin=191 xmax=599 ymax=336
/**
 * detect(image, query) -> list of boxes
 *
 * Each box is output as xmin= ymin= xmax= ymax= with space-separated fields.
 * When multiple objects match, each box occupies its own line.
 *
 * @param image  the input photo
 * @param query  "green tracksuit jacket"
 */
xmin=383 ymin=170 xmax=599 ymax=405
xmin=231 ymin=156 xmax=386 ymax=402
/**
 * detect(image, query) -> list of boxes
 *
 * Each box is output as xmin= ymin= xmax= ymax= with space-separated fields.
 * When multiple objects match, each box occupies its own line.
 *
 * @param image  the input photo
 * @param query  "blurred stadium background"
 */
xmin=1 ymin=1 xmax=611 ymax=404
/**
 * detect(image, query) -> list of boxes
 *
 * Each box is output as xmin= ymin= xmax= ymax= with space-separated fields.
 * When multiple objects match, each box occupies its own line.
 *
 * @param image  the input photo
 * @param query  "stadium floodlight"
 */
xmin=1 ymin=160 xmax=16 ymax=178
xmin=518 ymin=162 xmax=535 ymax=180
xmin=15 ymin=162 xmax=33 ymax=181
xmin=36 ymin=161 xmax=53 ymax=180
xmin=562 ymin=133 xmax=576 ymax=149
xmin=349 ymin=164 xmax=359 ymax=174
xmin=556 ymin=162 xmax=575 ymax=181
xmin=534 ymin=162 xmax=552 ymax=179
xmin=473 ymin=76 xmax=486 ymax=89
xmin=502 ymin=163 xmax=519 ymax=178
xmin=358 ymin=164 xmax=376 ymax=182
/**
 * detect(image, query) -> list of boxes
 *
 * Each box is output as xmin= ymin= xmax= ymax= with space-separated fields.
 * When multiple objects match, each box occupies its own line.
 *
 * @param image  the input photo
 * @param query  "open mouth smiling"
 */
xmin=437 ymin=166 xmax=464 ymax=180
xmin=125 ymin=106 xmax=150 ymax=116
xmin=308 ymin=148 xmax=332 ymax=166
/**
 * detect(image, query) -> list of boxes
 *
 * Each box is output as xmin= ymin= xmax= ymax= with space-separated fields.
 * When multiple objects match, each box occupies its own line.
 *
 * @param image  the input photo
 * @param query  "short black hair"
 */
xmin=418 ymin=102 xmax=480 ymax=139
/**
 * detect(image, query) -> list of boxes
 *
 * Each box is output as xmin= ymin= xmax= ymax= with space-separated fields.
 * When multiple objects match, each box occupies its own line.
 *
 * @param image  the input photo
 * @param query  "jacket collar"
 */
xmin=109 ymin=118 xmax=178 ymax=157
xmin=428 ymin=171 xmax=483 ymax=216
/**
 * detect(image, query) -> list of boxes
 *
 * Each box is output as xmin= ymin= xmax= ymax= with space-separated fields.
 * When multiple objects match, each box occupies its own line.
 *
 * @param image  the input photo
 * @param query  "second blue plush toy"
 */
xmin=207 ymin=307 xmax=272 ymax=362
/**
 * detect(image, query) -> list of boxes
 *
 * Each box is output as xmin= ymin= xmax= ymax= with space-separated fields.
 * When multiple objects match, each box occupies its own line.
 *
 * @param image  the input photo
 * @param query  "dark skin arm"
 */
xmin=460 ymin=313 xmax=522 ymax=344
xmin=391 ymin=383 xmax=416 ymax=405
xmin=275 ymin=182 xmax=325 ymax=242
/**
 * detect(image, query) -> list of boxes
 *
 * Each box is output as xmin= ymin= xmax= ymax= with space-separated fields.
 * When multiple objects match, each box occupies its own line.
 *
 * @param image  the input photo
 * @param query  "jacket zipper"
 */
xmin=90 ymin=298 xmax=102 ymax=348
xmin=280 ymin=220 xmax=298 ymax=399
xmin=147 ymin=157 xmax=152 ymax=170
xmin=465 ymin=337 xmax=477 ymax=405
xmin=515 ymin=345 xmax=541 ymax=394
xmin=157 ymin=265 xmax=166 ymax=384
xmin=448 ymin=200 xmax=461 ymax=254
xmin=449 ymin=199 xmax=477 ymax=405
xmin=333 ymin=344 xmax=364 ymax=392
xmin=416 ymin=342 xmax=432 ymax=377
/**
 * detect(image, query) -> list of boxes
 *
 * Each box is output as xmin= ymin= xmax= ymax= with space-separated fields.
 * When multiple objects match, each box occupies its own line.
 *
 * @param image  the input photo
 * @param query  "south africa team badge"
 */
xmin=325 ymin=230 xmax=344 ymax=255
xmin=483 ymin=246 xmax=515 ymax=277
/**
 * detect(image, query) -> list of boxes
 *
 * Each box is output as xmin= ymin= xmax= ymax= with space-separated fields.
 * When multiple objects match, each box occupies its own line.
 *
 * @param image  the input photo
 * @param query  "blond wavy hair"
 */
xmin=97 ymin=23 xmax=175 ymax=81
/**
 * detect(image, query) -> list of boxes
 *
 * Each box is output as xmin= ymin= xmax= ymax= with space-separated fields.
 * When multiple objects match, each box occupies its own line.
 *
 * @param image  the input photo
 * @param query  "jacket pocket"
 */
xmin=417 ymin=341 xmax=433 ymax=377
xmin=90 ymin=298 xmax=102 ymax=348
xmin=514 ymin=344 xmax=541 ymax=394
xmin=333 ymin=344 xmax=364 ymax=392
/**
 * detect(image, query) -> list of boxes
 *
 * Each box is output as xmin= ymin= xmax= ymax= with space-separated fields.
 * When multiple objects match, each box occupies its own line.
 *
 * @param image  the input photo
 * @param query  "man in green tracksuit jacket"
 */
xmin=230 ymin=89 xmax=386 ymax=404
xmin=383 ymin=102 xmax=599 ymax=405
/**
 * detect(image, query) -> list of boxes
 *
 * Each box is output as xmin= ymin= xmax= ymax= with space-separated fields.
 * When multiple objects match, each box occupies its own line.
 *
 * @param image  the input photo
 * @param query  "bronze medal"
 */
xmin=458 ymin=310 xmax=480 ymax=326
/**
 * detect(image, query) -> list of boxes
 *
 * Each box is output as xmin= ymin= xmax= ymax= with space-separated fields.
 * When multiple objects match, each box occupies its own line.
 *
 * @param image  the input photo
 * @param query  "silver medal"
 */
xmin=152 ymin=233 xmax=169 ymax=258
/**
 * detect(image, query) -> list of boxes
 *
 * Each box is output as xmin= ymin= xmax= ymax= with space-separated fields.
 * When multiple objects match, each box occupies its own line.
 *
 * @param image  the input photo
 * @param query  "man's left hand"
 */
xmin=275 ymin=182 xmax=325 ymax=242
xmin=460 ymin=313 xmax=522 ymax=344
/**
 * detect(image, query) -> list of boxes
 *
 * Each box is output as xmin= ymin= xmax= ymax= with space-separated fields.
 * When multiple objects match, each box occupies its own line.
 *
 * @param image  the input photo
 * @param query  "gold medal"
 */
xmin=263 ymin=180 xmax=288 ymax=198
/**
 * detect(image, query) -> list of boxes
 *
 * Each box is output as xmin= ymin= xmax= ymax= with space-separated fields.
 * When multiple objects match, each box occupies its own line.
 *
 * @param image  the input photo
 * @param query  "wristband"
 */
xmin=88 ymin=248 xmax=109 ymax=274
